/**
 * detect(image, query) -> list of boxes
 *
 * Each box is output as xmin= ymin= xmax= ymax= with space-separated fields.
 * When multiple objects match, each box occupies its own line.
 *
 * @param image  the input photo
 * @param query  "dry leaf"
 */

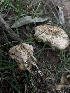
xmin=56 ymin=73 xmax=70 ymax=90
xmin=51 ymin=0 xmax=70 ymax=25
xmin=9 ymin=43 xmax=43 ymax=76
xmin=34 ymin=24 xmax=69 ymax=50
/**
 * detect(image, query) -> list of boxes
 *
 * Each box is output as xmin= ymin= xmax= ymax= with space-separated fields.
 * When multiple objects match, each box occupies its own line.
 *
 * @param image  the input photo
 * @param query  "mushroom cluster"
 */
xmin=9 ymin=24 xmax=69 ymax=76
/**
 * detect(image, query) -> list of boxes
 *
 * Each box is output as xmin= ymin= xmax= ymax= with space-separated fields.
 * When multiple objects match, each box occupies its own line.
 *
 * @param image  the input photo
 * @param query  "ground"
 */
xmin=0 ymin=0 xmax=70 ymax=93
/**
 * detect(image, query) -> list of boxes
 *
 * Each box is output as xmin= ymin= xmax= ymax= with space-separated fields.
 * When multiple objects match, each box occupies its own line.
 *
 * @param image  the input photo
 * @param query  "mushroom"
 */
xmin=9 ymin=43 xmax=43 ymax=76
xmin=34 ymin=24 xmax=69 ymax=50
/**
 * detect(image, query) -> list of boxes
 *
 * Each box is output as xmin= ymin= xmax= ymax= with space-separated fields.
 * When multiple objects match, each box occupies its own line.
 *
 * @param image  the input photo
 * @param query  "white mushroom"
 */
xmin=34 ymin=24 xmax=69 ymax=50
xmin=9 ymin=43 xmax=43 ymax=76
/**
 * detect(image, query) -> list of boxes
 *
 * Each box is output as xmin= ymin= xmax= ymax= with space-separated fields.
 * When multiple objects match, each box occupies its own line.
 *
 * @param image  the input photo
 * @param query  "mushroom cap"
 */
xmin=9 ymin=43 xmax=43 ymax=76
xmin=9 ymin=43 xmax=35 ymax=71
xmin=34 ymin=24 xmax=69 ymax=50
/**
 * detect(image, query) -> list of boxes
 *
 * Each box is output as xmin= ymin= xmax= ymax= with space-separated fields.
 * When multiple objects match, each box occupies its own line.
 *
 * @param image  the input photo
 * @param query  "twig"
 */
xmin=0 ymin=15 xmax=23 ymax=42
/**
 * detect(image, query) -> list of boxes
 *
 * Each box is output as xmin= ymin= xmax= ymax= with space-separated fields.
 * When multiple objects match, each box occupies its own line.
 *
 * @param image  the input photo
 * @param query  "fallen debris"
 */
xmin=0 ymin=15 xmax=22 ymax=42
xmin=56 ymin=72 xmax=70 ymax=90
xmin=34 ymin=24 xmax=69 ymax=50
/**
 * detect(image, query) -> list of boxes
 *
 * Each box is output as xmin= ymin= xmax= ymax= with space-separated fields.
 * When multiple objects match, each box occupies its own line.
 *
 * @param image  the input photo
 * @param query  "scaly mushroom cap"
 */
xmin=9 ymin=43 xmax=43 ymax=76
xmin=34 ymin=24 xmax=69 ymax=50
xmin=9 ymin=43 xmax=34 ymax=71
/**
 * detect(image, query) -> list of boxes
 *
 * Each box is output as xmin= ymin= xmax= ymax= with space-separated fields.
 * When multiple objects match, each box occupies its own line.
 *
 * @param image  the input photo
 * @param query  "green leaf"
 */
xmin=11 ymin=16 xmax=48 ymax=28
xmin=0 ymin=0 xmax=4 ymax=3
xmin=0 ymin=49 xmax=3 ymax=60
xmin=66 ymin=57 xmax=70 ymax=62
